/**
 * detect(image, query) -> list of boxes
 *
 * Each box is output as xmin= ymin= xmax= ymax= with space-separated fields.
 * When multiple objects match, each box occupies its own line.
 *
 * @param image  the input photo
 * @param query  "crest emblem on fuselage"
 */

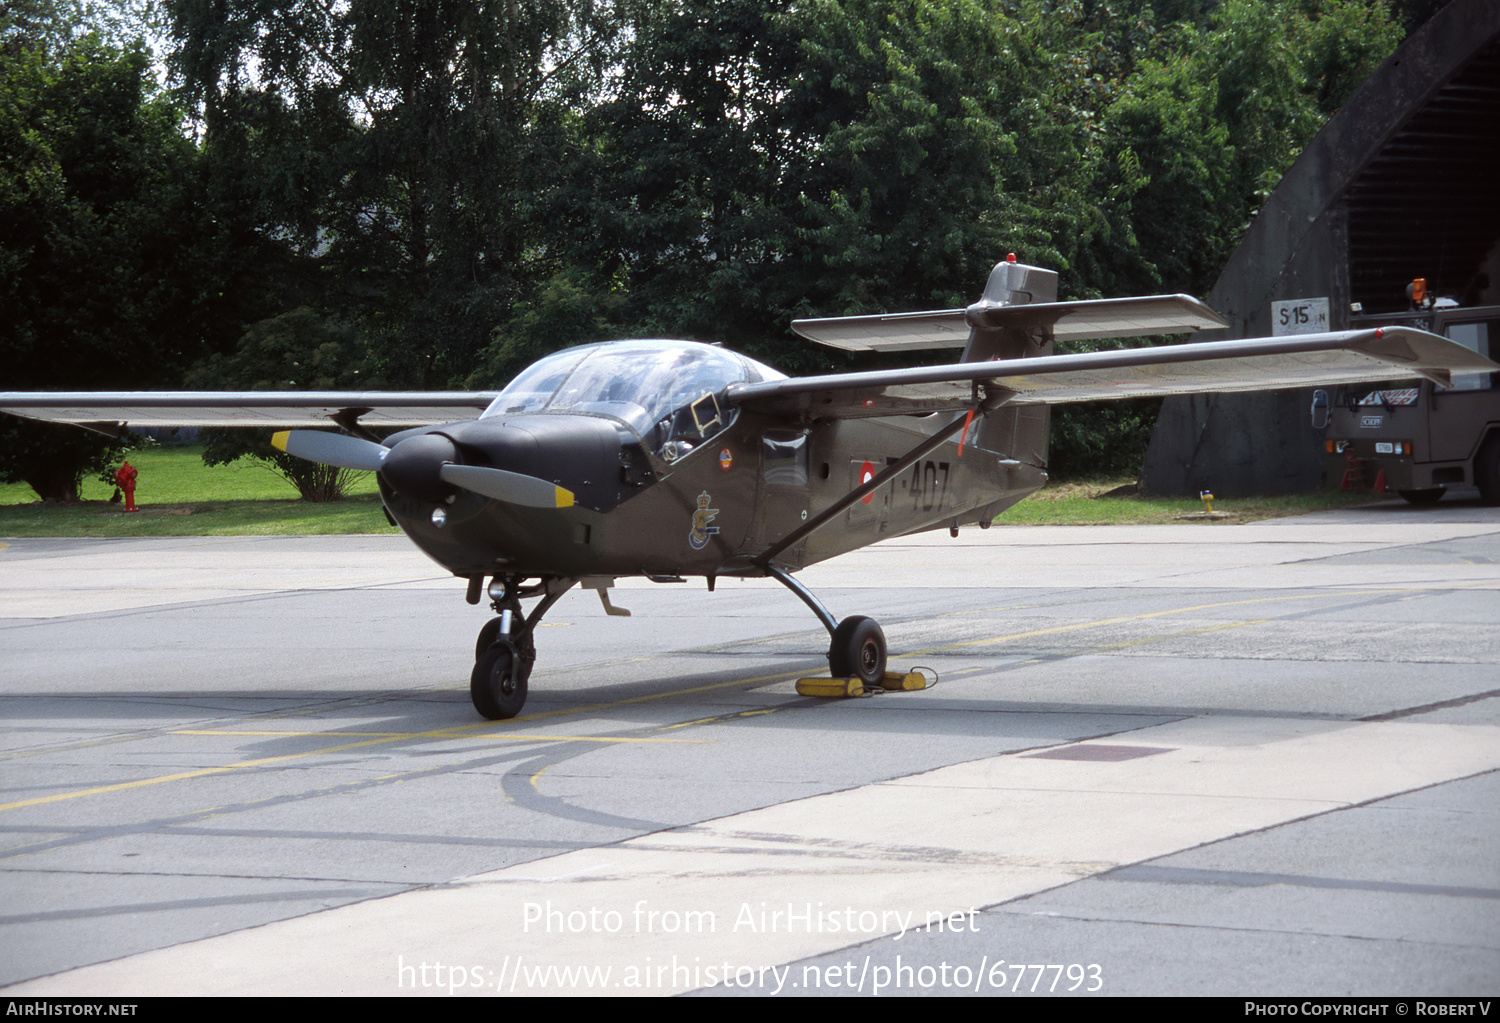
xmin=689 ymin=491 xmax=720 ymax=549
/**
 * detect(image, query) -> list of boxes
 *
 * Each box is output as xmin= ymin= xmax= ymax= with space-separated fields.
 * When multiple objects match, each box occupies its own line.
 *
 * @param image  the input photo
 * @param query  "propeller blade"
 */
xmin=439 ymin=464 xmax=575 ymax=509
xmin=271 ymin=430 xmax=389 ymax=471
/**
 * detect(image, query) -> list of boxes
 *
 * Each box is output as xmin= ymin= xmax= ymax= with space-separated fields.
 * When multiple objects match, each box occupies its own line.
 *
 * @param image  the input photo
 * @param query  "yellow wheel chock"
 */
xmin=795 ymin=671 xmax=928 ymax=698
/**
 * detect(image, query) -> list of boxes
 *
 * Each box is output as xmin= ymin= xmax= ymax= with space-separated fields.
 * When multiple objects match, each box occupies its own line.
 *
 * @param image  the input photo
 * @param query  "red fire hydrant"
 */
xmin=114 ymin=461 xmax=138 ymax=512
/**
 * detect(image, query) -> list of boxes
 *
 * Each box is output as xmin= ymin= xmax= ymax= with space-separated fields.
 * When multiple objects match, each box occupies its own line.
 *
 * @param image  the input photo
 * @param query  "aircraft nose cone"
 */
xmin=381 ymin=432 xmax=458 ymax=502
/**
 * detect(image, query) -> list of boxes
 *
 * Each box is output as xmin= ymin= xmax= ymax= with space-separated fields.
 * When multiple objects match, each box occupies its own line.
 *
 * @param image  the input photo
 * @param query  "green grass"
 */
xmin=1 ymin=442 xmax=382 ymax=503
xmin=993 ymin=478 xmax=1381 ymax=526
xmin=0 ymin=444 xmax=399 ymax=537
xmin=2 ymin=448 xmax=1381 ymax=537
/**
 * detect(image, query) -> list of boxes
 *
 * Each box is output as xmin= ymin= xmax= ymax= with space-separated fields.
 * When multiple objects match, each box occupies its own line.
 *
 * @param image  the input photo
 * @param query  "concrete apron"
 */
xmin=11 ymin=714 xmax=1498 ymax=996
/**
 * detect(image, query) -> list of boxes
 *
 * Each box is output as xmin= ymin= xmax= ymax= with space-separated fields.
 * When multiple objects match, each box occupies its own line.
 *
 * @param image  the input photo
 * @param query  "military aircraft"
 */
xmin=5 ymin=258 xmax=1495 ymax=719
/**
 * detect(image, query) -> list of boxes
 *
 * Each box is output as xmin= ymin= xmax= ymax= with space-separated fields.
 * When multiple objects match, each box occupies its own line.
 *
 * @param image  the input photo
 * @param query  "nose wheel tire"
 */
xmin=828 ymin=615 xmax=887 ymax=685
xmin=471 ymin=643 xmax=528 ymax=719
xmin=475 ymin=617 xmax=503 ymax=660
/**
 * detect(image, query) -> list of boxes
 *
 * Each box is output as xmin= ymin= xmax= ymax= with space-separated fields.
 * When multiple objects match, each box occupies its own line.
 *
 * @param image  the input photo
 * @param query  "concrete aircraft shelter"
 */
xmin=1143 ymin=0 xmax=1500 ymax=497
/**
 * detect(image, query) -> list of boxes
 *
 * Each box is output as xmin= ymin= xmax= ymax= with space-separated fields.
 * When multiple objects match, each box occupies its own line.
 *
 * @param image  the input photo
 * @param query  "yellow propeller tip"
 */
xmin=270 ymin=431 xmax=290 ymax=452
xmin=556 ymin=488 xmax=575 ymax=508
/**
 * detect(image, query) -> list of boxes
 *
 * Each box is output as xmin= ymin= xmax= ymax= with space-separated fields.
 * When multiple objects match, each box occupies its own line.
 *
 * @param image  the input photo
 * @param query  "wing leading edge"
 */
xmin=5 ymin=329 xmax=1494 ymax=430
xmin=726 ymin=327 xmax=1500 ymax=420
xmin=0 ymin=392 xmax=500 ymax=430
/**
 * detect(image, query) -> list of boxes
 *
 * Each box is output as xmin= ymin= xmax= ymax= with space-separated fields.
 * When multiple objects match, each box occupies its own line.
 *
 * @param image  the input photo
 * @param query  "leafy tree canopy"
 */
xmin=186 ymin=307 xmax=384 ymax=500
xmin=7 ymin=0 xmax=1409 ymax=488
xmin=0 ymin=17 xmax=241 ymax=499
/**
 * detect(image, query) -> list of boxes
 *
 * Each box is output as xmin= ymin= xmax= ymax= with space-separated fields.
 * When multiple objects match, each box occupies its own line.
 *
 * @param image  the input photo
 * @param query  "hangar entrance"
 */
xmin=1142 ymin=0 xmax=1500 ymax=498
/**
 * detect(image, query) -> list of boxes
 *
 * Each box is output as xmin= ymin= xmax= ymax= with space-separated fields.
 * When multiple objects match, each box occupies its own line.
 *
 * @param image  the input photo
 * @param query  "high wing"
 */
xmin=0 ymin=392 xmax=499 ymax=433
xmin=726 ymin=327 xmax=1500 ymax=419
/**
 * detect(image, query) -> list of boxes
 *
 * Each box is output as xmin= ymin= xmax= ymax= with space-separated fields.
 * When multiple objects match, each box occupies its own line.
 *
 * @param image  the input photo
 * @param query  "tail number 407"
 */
xmin=908 ymin=460 xmax=950 ymax=512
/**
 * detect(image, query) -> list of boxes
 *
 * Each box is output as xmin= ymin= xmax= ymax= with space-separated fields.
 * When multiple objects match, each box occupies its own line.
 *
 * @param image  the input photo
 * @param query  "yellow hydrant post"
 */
xmin=1199 ymin=490 xmax=1214 ymax=514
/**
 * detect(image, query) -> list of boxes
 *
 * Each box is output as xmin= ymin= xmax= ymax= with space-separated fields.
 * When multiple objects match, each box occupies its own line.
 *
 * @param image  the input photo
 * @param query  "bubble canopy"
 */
xmin=481 ymin=340 xmax=785 ymax=440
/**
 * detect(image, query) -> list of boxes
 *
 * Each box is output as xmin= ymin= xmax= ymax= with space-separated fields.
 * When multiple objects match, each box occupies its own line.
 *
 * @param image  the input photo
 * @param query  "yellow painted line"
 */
xmin=0 ymin=669 xmax=801 ymax=814
xmin=660 ymin=707 xmax=783 ymax=731
xmin=0 ymin=733 xmax=423 ymax=813
xmin=662 ymin=715 xmax=727 ymax=731
xmin=530 ymin=763 xmax=553 ymax=793
xmin=172 ymin=729 xmax=708 ymax=745
xmin=1055 ymin=617 xmax=1276 ymax=657
xmin=173 ymin=730 xmax=413 ymax=738
xmin=901 ymin=591 xmax=1392 ymax=659
xmin=0 ymin=591 xmax=1386 ymax=815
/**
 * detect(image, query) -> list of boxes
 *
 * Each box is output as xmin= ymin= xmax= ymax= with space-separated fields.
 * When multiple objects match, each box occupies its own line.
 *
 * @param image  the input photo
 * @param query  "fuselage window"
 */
xmin=762 ymin=430 xmax=809 ymax=486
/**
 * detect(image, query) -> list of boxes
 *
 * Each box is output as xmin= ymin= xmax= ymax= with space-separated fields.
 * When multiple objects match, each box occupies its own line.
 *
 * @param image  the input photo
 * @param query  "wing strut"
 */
xmin=754 ymin=393 xmax=1008 ymax=569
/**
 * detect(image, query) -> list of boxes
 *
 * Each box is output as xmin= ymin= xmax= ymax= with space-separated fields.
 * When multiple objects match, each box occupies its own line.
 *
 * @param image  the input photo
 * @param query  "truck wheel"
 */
xmin=1398 ymin=489 xmax=1444 ymax=506
xmin=1477 ymin=434 xmax=1500 ymax=506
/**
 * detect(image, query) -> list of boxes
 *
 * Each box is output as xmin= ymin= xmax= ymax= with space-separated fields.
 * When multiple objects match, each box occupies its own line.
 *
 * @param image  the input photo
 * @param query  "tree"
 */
xmin=186 ymin=307 xmax=383 ymax=501
xmin=0 ymin=24 xmax=245 ymax=500
xmin=543 ymin=0 xmax=1093 ymax=379
xmin=1087 ymin=0 xmax=1401 ymax=298
xmin=168 ymin=0 xmax=637 ymax=388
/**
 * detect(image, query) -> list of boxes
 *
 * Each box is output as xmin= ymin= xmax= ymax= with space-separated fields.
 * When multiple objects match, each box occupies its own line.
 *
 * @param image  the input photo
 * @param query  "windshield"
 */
xmin=1336 ymin=380 xmax=1421 ymax=408
xmin=482 ymin=340 xmax=784 ymax=455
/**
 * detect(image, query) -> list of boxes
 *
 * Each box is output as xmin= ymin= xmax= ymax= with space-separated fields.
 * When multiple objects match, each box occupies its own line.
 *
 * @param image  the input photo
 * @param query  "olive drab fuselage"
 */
xmin=380 ymin=408 xmax=1048 ymax=582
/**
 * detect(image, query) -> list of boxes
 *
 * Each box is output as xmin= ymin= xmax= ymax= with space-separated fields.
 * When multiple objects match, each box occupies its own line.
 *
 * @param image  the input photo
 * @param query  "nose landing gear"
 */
xmin=469 ymin=575 xmax=576 ymax=720
xmin=471 ymin=643 xmax=527 ymax=720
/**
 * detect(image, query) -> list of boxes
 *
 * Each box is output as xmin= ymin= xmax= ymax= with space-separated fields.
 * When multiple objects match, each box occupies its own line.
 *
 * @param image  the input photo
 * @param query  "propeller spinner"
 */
xmin=271 ymin=430 xmax=574 ymax=509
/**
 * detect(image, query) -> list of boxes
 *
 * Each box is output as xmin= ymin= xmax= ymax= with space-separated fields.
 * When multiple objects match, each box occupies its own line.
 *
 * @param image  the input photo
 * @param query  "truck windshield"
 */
xmin=1438 ymin=319 xmax=1497 ymax=392
xmin=1337 ymin=382 xmax=1421 ymax=408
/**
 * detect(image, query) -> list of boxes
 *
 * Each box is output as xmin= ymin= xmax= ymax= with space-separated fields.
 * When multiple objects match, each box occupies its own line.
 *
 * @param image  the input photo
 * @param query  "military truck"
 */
xmin=1315 ymin=298 xmax=1500 ymax=504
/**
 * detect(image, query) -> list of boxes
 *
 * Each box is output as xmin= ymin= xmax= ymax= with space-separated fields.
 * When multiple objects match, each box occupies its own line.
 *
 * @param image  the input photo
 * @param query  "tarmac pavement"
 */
xmin=1 ymin=496 xmax=1496 ymax=996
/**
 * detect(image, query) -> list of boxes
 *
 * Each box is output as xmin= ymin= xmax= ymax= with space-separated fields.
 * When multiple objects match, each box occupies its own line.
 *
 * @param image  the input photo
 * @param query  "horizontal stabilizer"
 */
xmin=792 ymin=294 xmax=1227 ymax=352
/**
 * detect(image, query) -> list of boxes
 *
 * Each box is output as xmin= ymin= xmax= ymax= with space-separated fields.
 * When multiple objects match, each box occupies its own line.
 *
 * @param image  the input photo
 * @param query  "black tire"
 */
xmin=1398 ymin=488 xmax=1444 ymax=506
xmin=471 ymin=643 xmax=528 ymax=720
xmin=475 ymin=617 xmax=503 ymax=661
xmin=1476 ymin=434 xmax=1500 ymax=506
xmin=828 ymin=615 xmax=887 ymax=685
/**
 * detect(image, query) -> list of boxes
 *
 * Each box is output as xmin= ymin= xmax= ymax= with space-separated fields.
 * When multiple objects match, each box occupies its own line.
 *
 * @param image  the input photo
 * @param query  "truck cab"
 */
xmin=1321 ymin=302 xmax=1500 ymax=503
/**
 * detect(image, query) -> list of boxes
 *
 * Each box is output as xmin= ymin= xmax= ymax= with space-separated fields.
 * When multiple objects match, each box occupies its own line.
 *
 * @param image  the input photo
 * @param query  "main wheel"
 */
xmin=1476 ymin=434 xmax=1500 ymax=506
xmin=828 ymin=615 xmax=886 ymax=685
xmin=471 ymin=643 xmax=528 ymax=720
xmin=1398 ymin=488 xmax=1444 ymax=506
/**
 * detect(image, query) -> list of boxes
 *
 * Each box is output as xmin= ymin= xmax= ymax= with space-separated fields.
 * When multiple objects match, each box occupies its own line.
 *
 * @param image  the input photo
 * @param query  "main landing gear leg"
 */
xmin=765 ymin=563 xmax=887 ymax=686
xmin=470 ymin=576 xmax=577 ymax=720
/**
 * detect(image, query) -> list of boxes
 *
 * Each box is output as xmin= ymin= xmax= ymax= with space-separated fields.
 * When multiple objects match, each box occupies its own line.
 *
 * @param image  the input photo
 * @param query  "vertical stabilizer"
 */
xmin=963 ymin=257 xmax=1056 ymax=466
